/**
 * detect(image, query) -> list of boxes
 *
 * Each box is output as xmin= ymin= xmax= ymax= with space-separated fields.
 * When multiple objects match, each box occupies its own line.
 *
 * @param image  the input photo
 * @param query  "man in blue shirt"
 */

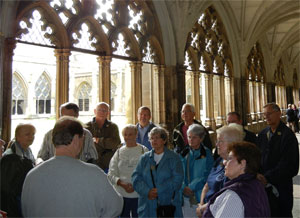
xmin=136 ymin=106 xmax=156 ymax=150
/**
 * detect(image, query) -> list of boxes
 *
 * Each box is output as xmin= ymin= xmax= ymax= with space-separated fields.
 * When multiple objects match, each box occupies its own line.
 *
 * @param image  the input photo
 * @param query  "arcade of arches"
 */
xmin=0 ymin=0 xmax=299 ymax=149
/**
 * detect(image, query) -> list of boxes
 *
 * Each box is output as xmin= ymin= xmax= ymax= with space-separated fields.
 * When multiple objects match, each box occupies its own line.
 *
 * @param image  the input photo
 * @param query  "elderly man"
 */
xmin=86 ymin=102 xmax=121 ymax=172
xmin=38 ymin=102 xmax=98 ymax=163
xmin=136 ymin=106 xmax=156 ymax=150
xmin=173 ymin=103 xmax=212 ymax=157
xmin=22 ymin=117 xmax=123 ymax=217
xmin=226 ymin=111 xmax=257 ymax=144
xmin=257 ymin=103 xmax=299 ymax=217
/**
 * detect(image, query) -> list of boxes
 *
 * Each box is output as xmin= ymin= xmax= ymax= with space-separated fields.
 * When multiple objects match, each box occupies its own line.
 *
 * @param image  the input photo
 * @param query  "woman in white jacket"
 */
xmin=108 ymin=124 xmax=148 ymax=217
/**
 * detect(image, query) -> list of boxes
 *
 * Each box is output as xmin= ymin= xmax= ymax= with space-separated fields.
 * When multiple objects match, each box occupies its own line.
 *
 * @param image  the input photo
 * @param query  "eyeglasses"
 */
xmin=216 ymin=140 xmax=226 ymax=144
xmin=97 ymin=109 xmax=108 ymax=113
xmin=149 ymin=136 xmax=162 ymax=141
xmin=263 ymin=111 xmax=276 ymax=117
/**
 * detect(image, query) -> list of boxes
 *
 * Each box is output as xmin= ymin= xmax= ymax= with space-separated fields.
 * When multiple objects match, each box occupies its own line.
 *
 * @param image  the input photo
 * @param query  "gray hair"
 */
xmin=148 ymin=127 xmax=169 ymax=146
xmin=181 ymin=103 xmax=195 ymax=113
xmin=187 ymin=124 xmax=206 ymax=139
xmin=95 ymin=102 xmax=110 ymax=109
xmin=122 ymin=124 xmax=138 ymax=136
xmin=216 ymin=124 xmax=244 ymax=143
xmin=263 ymin=103 xmax=281 ymax=112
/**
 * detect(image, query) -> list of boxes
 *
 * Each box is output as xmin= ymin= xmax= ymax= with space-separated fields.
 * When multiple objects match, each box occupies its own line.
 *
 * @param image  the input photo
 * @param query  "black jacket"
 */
xmin=172 ymin=120 xmax=212 ymax=157
xmin=257 ymin=121 xmax=299 ymax=216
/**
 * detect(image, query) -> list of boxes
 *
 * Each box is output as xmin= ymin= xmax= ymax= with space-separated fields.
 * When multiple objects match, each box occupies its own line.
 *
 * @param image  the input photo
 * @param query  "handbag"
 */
xmin=150 ymin=165 xmax=176 ymax=218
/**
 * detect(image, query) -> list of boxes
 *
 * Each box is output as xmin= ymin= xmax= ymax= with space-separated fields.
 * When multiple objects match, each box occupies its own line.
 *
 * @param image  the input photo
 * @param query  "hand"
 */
xmin=117 ymin=180 xmax=135 ymax=193
xmin=196 ymin=203 xmax=207 ymax=218
xmin=148 ymin=188 xmax=158 ymax=200
xmin=257 ymin=173 xmax=267 ymax=185
xmin=93 ymin=137 xmax=100 ymax=143
xmin=183 ymin=186 xmax=193 ymax=197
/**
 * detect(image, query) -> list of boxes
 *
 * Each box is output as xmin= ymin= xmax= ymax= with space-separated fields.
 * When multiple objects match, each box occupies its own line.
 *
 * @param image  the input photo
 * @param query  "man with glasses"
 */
xmin=173 ymin=103 xmax=212 ymax=157
xmin=86 ymin=102 xmax=121 ymax=172
xmin=257 ymin=103 xmax=299 ymax=217
xmin=38 ymin=102 xmax=98 ymax=164
xmin=226 ymin=111 xmax=257 ymax=144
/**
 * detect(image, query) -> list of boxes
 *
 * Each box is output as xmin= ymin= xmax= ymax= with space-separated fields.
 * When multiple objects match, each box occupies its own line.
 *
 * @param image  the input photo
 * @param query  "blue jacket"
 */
xmin=181 ymin=144 xmax=213 ymax=203
xmin=136 ymin=122 xmax=156 ymax=150
xmin=132 ymin=148 xmax=184 ymax=217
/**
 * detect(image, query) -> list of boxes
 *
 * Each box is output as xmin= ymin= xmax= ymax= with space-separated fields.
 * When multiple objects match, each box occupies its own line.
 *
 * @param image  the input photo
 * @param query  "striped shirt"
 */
xmin=210 ymin=189 xmax=244 ymax=218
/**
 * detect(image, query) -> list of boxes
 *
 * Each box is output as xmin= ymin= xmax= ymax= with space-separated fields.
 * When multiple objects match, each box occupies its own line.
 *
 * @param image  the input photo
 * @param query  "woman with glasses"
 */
xmin=196 ymin=124 xmax=244 ymax=217
xmin=202 ymin=142 xmax=270 ymax=217
xmin=132 ymin=127 xmax=184 ymax=217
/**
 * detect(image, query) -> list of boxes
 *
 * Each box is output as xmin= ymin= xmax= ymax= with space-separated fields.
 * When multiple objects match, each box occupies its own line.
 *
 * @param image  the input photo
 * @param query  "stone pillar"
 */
xmin=130 ymin=61 xmax=142 ymax=124
xmin=215 ymin=75 xmax=226 ymax=125
xmin=203 ymin=74 xmax=216 ymax=130
xmin=176 ymin=65 xmax=186 ymax=121
xmin=244 ymin=79 xmax=252 ymax=124
xmin=54 ymin=49 xmax=71 ymax=119
xmin=191 ymin=71 xmax=200 ymax=119
xmin=97 ymin=56 xmax=111 ymax=104
xmin=1 ymin=38 xmax=16 ymax=142
xmin=153 ymin=65 xmax=166 ymax=125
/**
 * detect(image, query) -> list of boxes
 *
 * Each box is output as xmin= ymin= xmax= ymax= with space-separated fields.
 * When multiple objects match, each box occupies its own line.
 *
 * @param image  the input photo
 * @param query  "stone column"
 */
xmin=97 ymin=56 xmax=111 ymax=104
xmin=153 ymin=65 xmax=166 ymax=125
xmin=1 ymin=38 xmax=16 ymax=142
xmin=130 ymin=61 xmax=142 ymax=124
xmin=215 ymin=75 xmax=226 ymax=125
xmin=203 ymin=74 xmax=216 ymax=130
xmin=244 ymin=79 xmax=252 ymax=124
xmin=176 ymin=65 xmax=186 ymax=121
xmin=191 ymin=71 xmax=200 ymax=119
xmin=54 ymin=49 xmax=71 ymax=119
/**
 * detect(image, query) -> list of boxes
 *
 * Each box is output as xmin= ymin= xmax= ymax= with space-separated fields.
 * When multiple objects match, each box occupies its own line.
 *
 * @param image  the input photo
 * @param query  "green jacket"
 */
xmin=86 ymin=118 xmax=121 ymax=170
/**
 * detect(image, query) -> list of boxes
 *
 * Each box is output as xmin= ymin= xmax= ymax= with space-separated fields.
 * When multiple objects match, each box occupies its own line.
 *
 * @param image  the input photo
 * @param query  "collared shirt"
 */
xmin=137 ymin=123 xmax=150 ymax=143
xmin=210 ymin=189 xmax=244 ymax=218
xmin=38 ymin=128 xmax=98 ymax=162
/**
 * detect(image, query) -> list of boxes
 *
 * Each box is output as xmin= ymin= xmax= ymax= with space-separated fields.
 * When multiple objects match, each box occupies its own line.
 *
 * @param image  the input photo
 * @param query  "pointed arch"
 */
xmin=35 ymin=72 xmax=51 ymax=114
xmin=12 ymin=71 xmax=27 ymax=115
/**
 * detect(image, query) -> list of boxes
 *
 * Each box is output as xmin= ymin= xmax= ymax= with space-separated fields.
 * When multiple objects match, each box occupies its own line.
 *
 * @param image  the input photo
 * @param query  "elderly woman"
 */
xmin=181 ymin=124 xmax=213 ymax=217
xmin=132 ymin=127 xmax=184 ymax=217
xmin=108 ymin=124 xmax=148 ymax=217
xmin=202 ymin=142 xmax=270 ymax=217
xmin=1 ymin=123 xmax=36 ymax=217
xmin=3 ymin=123 xmax=36 ymax=163
xmin=197 ymin=124 xmax=244 ymax=217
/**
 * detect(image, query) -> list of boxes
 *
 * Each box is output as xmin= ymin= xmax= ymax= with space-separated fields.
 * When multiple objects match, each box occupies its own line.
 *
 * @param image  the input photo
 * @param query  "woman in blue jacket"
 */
xmin=132 ymin=127 xmax=184 ymax=217
xmin=181 ymin=124 xmax=213 ymax=217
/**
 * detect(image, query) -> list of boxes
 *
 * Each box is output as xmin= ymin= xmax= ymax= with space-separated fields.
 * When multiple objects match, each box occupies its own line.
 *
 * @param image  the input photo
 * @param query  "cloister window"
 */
xmin=274 ymin=59 xmax=287 ymax=110
xmin=77 ymin=82 xmax=91 ymax=112
xmin=12 ymin=74 xmax=26 ymax=115
xmin=293 ymin=69 xmax=299 ymax=104
xmin=11 ymin=0 xmax=164 ymax=150
xmin=184 ymin=6 xmax=233 ymax=129
xmin=246 ymin=43 xmax=267 ymax=123
xmin=35 ymin=74 xmax=51 ymax=114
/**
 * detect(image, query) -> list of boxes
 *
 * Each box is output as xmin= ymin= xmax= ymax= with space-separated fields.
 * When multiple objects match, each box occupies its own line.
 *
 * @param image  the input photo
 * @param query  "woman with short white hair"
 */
xmin=181 ymin=123 xmax=214 ymax=217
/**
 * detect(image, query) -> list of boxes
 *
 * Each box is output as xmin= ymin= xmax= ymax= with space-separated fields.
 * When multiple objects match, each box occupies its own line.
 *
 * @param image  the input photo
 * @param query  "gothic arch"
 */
xmin=70 ymin=17 xmax=110 ymax=53
xmin=15 ymin=2 xmax=70 ymax=48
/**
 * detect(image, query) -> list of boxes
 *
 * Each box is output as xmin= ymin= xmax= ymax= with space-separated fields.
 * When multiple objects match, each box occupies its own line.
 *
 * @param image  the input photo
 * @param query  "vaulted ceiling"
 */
xmin=156 ymin=0 xmax=300 ymax=82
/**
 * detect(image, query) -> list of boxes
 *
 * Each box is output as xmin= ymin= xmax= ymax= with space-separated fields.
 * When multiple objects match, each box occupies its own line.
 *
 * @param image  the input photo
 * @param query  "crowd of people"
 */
xmin=0 ymin=102 xmax=299 ymax=217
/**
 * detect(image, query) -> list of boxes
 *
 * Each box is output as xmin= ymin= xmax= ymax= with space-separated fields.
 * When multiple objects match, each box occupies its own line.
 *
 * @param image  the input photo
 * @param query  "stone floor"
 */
xmin=293 ymin=133 xmax=300 ymax=218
